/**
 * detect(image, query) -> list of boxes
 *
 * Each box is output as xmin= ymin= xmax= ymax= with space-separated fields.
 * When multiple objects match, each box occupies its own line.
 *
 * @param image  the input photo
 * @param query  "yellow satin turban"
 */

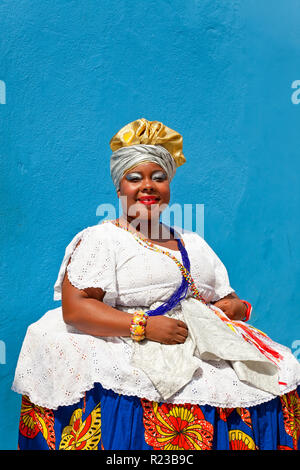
xmin=109 ymin=118 xmax=186 ymax=168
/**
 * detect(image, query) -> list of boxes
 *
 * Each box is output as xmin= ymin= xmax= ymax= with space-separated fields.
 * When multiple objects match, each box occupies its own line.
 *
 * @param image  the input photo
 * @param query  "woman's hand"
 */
xmin=213 ymin=295 xmax=247 ymax=321
xmin=145 ymin=316 xmax=188 ymax=345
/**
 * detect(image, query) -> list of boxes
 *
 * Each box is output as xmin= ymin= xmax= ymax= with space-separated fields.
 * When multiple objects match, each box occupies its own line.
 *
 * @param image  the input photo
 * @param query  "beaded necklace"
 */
xmin=103 ymin=219 xmax=208 ymax=306
xmin=101 ymin=219 xmax=283 ymax=364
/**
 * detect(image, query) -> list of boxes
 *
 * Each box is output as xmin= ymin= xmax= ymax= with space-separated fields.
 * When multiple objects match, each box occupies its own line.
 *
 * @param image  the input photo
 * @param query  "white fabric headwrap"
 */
xmin=110 ymin=144 xmax=176 ymax=190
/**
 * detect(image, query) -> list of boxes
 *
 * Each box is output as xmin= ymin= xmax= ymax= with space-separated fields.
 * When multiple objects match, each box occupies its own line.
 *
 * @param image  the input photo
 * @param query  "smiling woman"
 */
xmin=118 ymin=162 xmax=170 ymax=226
xmin=12 ymin=118 xmax=300 ymax=451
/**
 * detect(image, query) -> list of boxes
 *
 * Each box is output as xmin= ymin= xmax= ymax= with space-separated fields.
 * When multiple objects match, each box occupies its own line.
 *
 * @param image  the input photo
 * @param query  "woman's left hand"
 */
xmin=212 ymin=295 xmax=247 ymax=321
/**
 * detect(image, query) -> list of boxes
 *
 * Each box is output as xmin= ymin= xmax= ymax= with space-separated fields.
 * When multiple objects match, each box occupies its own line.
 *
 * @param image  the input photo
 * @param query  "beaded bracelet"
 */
xmin=241 ymin=300 xmax=252 ymax=322
xmin=130 ymin=310 xmax=149 ymax=342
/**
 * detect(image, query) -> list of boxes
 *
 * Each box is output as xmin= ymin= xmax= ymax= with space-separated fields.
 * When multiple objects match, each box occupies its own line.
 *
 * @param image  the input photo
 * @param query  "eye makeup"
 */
xmin=125 ymin=171 xmax=168 ymax=181
xmin=152 ymin=171 xmax=167 ymax=181
xmin=125 ymin=172 xmax=142 ymax=181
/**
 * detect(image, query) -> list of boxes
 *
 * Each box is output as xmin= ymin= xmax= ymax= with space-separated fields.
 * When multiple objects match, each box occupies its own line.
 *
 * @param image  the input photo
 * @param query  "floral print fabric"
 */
xmin=18 ymin=384 xmax=300 ymax=451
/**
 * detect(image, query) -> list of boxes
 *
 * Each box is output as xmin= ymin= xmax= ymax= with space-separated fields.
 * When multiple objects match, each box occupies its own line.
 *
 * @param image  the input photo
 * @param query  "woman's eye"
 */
xmin=125 ymin=172 xmax=167 ymax=182
xmin=152 ymin=173 xmax=167 ymax=181
xmin=125 ymin=174 xmax=142 ymax=182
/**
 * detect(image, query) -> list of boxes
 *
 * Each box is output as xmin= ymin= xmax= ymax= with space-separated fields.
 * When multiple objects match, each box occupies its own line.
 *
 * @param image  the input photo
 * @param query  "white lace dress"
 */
xmin=12 ymin=222 xmax=300 ymax=410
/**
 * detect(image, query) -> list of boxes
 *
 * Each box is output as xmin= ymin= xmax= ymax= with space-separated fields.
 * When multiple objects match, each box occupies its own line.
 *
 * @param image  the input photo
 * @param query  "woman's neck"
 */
xmin=118 ymin=215 xmax=172 ymax=241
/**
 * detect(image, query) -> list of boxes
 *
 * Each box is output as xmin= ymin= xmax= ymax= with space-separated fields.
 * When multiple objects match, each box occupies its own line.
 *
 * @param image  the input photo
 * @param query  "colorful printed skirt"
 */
xmin=18 ymin=383 xmax=300 ymax=451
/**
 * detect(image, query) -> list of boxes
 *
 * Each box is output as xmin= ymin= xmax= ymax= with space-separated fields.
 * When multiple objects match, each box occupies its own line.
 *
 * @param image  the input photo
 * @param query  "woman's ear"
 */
xmin=117 ymin=189 xmax=120 ymax=199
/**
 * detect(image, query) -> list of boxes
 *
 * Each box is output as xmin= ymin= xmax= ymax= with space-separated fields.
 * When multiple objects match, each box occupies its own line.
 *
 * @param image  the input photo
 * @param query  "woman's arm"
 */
xmin=211 ymin=292 xmax=248 ymax=321
xmin=62 ymin=273 xmax=134 ymax=336
xmin=62 ymin=239 xmax=135 ymax=336
xmin=61 ymin=251 xmax=188 ymax=345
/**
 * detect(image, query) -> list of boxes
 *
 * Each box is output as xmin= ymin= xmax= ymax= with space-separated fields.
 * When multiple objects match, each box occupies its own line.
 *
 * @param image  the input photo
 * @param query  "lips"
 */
xmin=138 ymin=196 xmax=159 ymax=205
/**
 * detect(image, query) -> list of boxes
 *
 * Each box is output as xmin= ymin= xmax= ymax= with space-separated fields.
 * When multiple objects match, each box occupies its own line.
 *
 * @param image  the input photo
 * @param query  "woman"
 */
xmin=13 ymin=118 xmax=300 ymax=451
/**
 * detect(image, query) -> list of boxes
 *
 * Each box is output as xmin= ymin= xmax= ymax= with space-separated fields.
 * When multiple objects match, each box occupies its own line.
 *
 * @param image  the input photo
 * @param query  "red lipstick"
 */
xmin=138 ymin=196 xmax=159 ymax=205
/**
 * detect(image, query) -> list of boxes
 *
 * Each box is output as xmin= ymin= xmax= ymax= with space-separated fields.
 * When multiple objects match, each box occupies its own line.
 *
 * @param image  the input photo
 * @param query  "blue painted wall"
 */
xmin=1 ymin=0 xmax=299 ymax=449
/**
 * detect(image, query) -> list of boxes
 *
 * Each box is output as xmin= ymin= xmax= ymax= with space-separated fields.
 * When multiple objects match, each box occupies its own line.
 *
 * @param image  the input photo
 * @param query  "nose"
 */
xmin=140 ymin=175 xmax=155 ymax=192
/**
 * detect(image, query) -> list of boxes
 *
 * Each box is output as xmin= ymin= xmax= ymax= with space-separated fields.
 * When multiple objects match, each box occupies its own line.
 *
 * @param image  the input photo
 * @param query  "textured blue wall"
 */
xmin=1 ymin=0 xmax=300 ymax=449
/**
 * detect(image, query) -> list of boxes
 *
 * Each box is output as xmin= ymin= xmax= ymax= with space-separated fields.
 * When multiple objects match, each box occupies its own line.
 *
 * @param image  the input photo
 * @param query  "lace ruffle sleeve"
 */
xmin=53 ymin=225 xmax=117 ymax=306
xmin=206 ymin=241 xmax=235 ymax=302
xmin=190 ymin=231 xmax=235 ymax=303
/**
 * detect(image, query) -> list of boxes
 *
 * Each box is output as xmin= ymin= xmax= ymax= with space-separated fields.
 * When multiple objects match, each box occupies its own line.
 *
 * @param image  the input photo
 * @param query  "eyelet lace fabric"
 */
xmin=12 ymin=222 xmax=300 ymax=409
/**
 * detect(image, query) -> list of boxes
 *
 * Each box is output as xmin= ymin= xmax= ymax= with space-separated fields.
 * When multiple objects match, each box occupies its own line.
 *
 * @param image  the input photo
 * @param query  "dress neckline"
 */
xmin=107 ymin=220 xmax=183 ymax=253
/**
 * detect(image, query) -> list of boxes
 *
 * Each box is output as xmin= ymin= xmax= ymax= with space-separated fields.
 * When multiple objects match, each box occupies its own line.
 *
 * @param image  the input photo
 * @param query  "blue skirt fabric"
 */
xmin=18 ymin=384 xmax=300 ymax=451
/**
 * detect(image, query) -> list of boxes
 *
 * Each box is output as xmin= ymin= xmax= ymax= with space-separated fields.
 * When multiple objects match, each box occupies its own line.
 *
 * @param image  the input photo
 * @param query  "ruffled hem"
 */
xmin=11 ymin=304 xmax=300 ymax=411
xmin=12 ymin=379 xmax=300 ymax=411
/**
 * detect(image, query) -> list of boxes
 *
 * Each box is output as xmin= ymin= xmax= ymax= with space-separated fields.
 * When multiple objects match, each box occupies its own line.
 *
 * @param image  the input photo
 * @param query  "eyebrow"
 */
xmin=125 ymin=170 xmax=167 ymax=177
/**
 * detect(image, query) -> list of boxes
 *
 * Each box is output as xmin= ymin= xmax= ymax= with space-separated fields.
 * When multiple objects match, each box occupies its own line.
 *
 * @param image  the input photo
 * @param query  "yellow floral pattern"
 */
xmin=141 ymin=400 xmax=214 ymax=450
xmin=280 ymin=389 xmax=300 ymax=450
xmin=59 ymin=403 xmax=102 ymax=450
xmin=19 ymin=395 xmax=55 ymax=450
xmin=229 ymin=430 xmax=256 ymax=450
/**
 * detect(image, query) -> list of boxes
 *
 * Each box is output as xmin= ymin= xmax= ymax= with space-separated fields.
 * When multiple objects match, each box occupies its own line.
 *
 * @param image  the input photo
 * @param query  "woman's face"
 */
xmin=117 ymin=162 xmax=170 ymax=222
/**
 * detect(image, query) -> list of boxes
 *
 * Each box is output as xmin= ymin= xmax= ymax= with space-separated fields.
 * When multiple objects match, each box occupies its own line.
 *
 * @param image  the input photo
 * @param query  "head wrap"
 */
xmin=109 ymin=118 xmax=185 ymax=190
xmin=110 ymin=144 xmax=176 ymax=190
